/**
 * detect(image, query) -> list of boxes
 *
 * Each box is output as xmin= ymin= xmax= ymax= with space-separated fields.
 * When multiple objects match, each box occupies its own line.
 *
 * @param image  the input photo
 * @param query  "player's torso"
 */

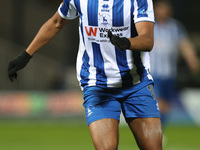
xmin=73 ymin=0 xmax=153 ymax=88
xmin=75 ymin=0 xmax=134 ymax=45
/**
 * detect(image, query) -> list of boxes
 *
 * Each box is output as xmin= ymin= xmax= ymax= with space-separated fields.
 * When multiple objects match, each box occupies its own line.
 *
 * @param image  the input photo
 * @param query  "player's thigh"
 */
xmin=128 ymin=117 xmax=162 ymax=150
xmin=89 ymin=118 xmax=119 ymax=150
xmin=122 ymin=85 xmax=162 ymax=149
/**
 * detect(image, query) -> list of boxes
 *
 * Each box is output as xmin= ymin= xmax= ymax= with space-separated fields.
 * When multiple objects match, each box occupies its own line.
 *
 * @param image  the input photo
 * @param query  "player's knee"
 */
xmin=100 ymin=144 xmax=118 ymax=150
xmin=94 ymin=139 xmax=118 ymax=150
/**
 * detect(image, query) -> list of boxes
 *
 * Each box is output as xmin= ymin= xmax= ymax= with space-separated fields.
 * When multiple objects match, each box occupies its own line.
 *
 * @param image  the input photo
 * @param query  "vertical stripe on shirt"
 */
xmin=80 ymin=50 xmax=90 ymax=87
xmin=130 ymin=0 xmax=138 ymax=37
xmin=92 ymin=42 xmax=107 ymax=87
xmin=60 ymin=0 xmax=71 ymax=16
xmin=87 ymin=0 xmax=99 ymax=26
xmin=115 ymin=49 xmax=133 ymax=87
xmin=113 ymin=0 xmax=124 ymax=26
xmin=132 ymin=52 xmax=148 ymax=80
xmin=74 ymin=0 xmax=81 ymax=15
xmin=130 ymin=0 xmax=134 ymax=20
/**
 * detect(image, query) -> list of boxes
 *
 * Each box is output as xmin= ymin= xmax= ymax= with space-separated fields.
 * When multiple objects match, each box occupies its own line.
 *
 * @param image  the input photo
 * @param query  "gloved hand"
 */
xmin=108 ymin=30 xmax=131 ymax=50
xmin=8 ymin=51 xmax=32 ymax=81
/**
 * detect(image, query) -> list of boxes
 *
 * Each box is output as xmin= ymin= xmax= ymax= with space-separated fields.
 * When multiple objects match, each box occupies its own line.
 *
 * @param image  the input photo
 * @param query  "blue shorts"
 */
xmin=83 ymin=84 xmax=161 ymax=126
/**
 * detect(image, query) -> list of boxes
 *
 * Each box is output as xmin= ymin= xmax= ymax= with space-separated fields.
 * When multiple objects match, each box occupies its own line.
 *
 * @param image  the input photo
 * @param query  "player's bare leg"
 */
xmin=89 ymin=118 xmax=119 ymax=150
xmin=158 ymin=98 xmax=170 ymax=129
xmin=127 ymin=117 xmax=162 ymax=150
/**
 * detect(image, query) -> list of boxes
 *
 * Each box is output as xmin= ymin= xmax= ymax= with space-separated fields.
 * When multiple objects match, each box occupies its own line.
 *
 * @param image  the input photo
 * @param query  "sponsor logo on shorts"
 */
xmin=86 ymin=106 xmax=95 ymax=117
xmin=156 ymin=103 xmax=160 ymax=111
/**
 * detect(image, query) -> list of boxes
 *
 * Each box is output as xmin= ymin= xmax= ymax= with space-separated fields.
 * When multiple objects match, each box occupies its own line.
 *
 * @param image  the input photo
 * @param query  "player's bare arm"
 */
xmin=108 ymin=21 xmax=154 ymax=52
xmin=179 ymin=38 xmax=199 ymax=73
xmin=8 ymin=10 xmax=70 ymax=81
xmin=129 ymin=21 xmax=154 ymax=52
xmin=26 ymin=11 xmax=70 ymax=56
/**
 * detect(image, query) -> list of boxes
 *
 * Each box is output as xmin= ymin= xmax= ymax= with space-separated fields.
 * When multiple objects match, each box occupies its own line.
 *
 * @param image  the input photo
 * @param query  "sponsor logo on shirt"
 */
xmin=101 ymin=4 xmax=109 ymax=12
xmin=140 ymin=9 xmax=147 ymax=14
xmin=85 ymin=27 xmax=98 ymax=36
xmin=139 ymin=9 xmax=154 ymax=15
xmin=84 ymin=26 xmax=129 ymax=43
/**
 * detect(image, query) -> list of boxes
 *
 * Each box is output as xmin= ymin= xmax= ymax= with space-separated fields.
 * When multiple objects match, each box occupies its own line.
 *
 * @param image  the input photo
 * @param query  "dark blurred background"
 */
xmin=1 ymin=0 xmax=79 ymax=91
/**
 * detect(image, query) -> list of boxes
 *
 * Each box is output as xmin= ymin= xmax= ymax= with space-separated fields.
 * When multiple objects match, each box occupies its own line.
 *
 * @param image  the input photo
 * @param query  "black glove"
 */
xmin=8 ymin=51 xmax=32 ymax=82
xmin=108 ymin=30 xmax=131 ymax=50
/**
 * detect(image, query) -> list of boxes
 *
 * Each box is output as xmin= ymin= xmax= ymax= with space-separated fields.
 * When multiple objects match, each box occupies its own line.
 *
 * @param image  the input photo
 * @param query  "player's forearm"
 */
xmin=128 ymin=34 xmax=154 ymax=52
xmin=26 ymin=18 xmax=62 ymax=56
xmin=180 ymin=39 xmax=199 ymax=72
xmin=108 ymin=31 xmax=154 ymax=51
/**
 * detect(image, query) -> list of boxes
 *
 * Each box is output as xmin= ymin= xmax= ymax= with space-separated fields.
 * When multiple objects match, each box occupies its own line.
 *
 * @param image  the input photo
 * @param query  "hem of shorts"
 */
xmin=87 ymin=116 xmax=120 ymax=126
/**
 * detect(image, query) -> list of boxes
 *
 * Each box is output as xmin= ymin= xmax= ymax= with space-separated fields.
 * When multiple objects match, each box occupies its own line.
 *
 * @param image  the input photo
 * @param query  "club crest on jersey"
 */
xmin=99 ymin=13 xmax=111 ymax=26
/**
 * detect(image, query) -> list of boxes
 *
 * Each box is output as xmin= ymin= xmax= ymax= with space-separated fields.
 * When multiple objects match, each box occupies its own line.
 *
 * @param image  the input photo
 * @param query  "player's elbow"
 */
xmin=54 ymin=19 xmax=70 ymax=30
xmin=146 ymin=41 xmax=154 ymax=52
xmin=51 ymin=12 xmax=69 ymax=30
xmin=52 ymin=18 xmax=63 ymax=29
xmin=144 ymin=38 xmax=154 ymax=52
xmin=139 ymin=34 xmax=154 ymax=52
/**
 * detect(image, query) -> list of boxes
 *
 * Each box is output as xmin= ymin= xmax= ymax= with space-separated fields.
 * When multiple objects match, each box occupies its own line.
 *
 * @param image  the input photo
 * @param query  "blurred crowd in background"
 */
xmin=0 ymin=0 xmax=200 ymax=126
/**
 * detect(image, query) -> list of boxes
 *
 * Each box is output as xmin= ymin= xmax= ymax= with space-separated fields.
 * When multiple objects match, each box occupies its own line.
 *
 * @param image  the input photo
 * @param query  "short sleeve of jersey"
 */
xmin=58 ymin=0 xmax=78 ymax=20
xmin=134 ymin=0 xmax=154 ymax=23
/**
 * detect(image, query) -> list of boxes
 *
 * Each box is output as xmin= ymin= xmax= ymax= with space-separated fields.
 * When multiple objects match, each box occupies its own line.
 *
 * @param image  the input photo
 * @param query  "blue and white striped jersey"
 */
xmin=58 ymin=0 xmax=154 ymax=89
